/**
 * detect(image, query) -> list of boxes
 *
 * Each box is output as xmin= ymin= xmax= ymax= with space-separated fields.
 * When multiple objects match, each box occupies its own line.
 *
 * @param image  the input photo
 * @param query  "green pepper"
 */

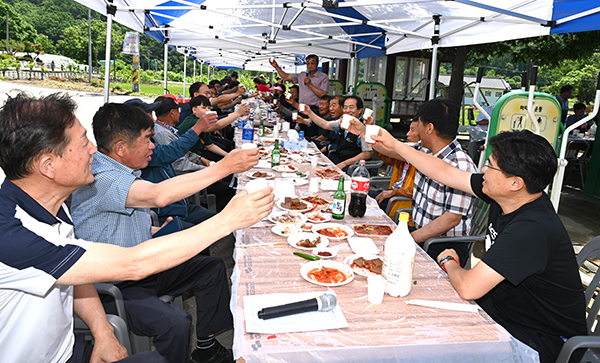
xmin=293 ymin=252 xmax=321 ymax=261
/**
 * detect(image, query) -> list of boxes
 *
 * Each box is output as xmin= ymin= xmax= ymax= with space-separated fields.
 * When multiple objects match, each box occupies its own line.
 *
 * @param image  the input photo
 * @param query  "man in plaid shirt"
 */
xmin=409 ymin=99 xmax=477 ymax=266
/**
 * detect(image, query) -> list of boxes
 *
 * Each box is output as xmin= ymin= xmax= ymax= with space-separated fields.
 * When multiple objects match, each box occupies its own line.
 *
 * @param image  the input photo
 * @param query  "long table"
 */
xmin=231 ymin=137 xmax=539 ymax=363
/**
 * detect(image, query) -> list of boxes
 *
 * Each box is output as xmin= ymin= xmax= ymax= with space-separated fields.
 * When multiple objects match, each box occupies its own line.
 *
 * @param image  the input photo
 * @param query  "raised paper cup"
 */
xmin=299 ymin=104 xmax=306 ymax=112
xmin=363 ymin=108 xmax=373 ymax=119
xmin=365 ymin=125 xmax=381 ymax=143
xmin=340 ymin=114 xmax=353 ymax=130
xmin=241 ymin=143 xmax=258 ymax=150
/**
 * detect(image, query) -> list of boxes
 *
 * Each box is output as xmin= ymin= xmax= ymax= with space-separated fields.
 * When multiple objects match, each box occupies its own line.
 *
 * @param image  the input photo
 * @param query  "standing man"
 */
xmin=556 ymin=85 xmax=574 ymax=125
xmin=363 ymin=126 xmax=586 ymax=363
xmin=270 ymin=54 xmax=329 ymax=115
xmin=0 ymin=92 xmax=274 ymax=363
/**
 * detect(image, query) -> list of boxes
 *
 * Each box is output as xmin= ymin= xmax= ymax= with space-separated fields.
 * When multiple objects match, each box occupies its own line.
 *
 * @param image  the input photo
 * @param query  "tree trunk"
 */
xmin=448 ymin=46 xmax=468 ymax=107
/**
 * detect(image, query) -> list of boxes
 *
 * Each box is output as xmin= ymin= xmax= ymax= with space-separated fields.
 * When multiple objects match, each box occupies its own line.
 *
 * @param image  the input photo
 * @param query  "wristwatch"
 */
xmin=439 ymin=255 xmax=457 ymax=272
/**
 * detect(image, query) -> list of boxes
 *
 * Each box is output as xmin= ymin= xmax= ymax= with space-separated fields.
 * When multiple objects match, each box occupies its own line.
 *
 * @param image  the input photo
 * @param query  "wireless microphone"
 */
xmin=257 ymin=294 xmax=337 ymax=320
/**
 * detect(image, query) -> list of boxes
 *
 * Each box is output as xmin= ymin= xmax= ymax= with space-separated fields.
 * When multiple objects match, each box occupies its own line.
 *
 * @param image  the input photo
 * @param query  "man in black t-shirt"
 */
xmin=349 ymin=125 xmax=587 ymax=363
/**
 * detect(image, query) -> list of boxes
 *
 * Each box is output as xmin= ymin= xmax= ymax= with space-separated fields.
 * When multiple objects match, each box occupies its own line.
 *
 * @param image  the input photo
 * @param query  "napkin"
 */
xmin=287 ymin=129 xmax=299 ymax=141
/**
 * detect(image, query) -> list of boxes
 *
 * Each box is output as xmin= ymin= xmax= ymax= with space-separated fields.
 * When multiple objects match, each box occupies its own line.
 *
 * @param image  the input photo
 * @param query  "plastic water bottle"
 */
xmin=298 ymin=131 xmax=308 ymax=150
xmin=590 ymin=122 xmax=597 ymax=137
xmin=348 ymin=160 xmax=370 ymax=217
xmin=242 ymin=114 xmax=254 ymax=144
xmin=382 ymin=212 xmax=416 ymax=297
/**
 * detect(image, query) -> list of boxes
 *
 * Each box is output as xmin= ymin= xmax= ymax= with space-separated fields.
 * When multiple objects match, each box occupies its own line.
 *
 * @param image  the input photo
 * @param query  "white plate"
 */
xmin=313 ymin=223 xmax=354 ymax=240
xmin=288 ymin=232 xmax=329 ymax=250
xmin=246 ymin=171 xmax=275 ymax=179
xmin=312 ymin=247 xmax=338 ymax=259
xmin=268 ymin=211 xmax=307 ymax=225
xmin=292 ymin=178 xmax=309 ymax=186
xmin=343 ymin=254 xmax=383 ymax=277
xmin=347 ymin=237 xmax=380 ymax=255
xmin=317 ymin=161 xmax=332 ymax=166
xmin=300 ymin=222 xmax=315 ymax=231
xmin=300 ymin=260 xmax=354 ymax=287
xmin=272 ymin=165 xmax=299 ymax=172
xmin=305 ymin=211 xmax=331 ymax=224
xmin=277 ymin=199 xmax=313 ymax=212
xmin=271 ymin=224 xmax=301 ymax=237
xmin=282 ymin=171 xmax=308 ymax=178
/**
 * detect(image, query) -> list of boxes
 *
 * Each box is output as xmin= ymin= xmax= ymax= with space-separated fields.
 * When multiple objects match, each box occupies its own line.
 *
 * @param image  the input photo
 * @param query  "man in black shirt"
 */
xmin=351 ymin=125 xmax=586 ymax=363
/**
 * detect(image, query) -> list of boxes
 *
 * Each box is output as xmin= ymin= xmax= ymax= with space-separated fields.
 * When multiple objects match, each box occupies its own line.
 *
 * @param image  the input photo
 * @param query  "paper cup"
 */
xmin=292 ymin=111 xmax=298 ymax=120
xmin=245 ymin=179 xmax=269 ymax=194
xmin=310 ymin=156 xmax=319 ymax=167
xmin=299 ymin=104 xmax=306 ymax=112
xmin=270 ymin=57 xmax=274 ymax=63
xmin=365 ymin=125 xmax=381 ymax=143
xmin=308 ymin=178 xmax=320 ymax=193
xmin=340 ymin=114 xmax=353 ymax=130
xmin=368 ymin=275 xmax=387 ymax=304
xmin=282 ymin=122 xmax=290 ymax=131
xmin=363 ymin=108 xmax=373 ymax=119
xmin=241 ymin=143 xmax=257 ymax=150
xmin=273 ymin=99 xmax=278 ymax=105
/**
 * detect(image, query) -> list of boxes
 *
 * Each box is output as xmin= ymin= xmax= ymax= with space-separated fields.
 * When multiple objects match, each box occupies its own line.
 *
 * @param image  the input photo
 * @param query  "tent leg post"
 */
xmin=103 ymin=10 xmax=113 ymax=103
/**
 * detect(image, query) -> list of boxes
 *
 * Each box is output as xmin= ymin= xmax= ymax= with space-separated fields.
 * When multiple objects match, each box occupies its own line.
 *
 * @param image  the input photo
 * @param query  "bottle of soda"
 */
xmin=298 ymin=131 xmax=308 ymax=150
xmin=348 ymin=160 xmax=370 ymax=217
xmin=332 ymin=176 xmax=346 ymax=220
xmin=271 ymin=139 xmax=281 ymax=167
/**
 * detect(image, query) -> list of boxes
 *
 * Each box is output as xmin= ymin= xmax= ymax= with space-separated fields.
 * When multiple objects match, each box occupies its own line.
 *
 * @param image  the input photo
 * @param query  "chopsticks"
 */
xmin=239 ymin=242 xmax=286 ymax=248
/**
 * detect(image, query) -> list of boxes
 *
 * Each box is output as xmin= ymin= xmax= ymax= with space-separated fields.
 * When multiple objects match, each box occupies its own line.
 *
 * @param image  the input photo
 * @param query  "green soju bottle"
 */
xmin=271 ymin=139 xmax=281 ymax=167
xmin=258 ymin=119 xmax=265 ymax=137
xmin=332 ymin=176 xmax=346 ymax=219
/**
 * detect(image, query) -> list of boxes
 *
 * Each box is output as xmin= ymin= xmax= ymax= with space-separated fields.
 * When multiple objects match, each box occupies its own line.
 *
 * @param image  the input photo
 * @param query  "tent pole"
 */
xmin=103 ymin=2 xmax=116 ymax=103
xmin=163 ymin=43 xmax=168 ymax=95
xmin=200 ymin=61 xmax=203 ymax=83
xmin=183 ymin=48 xmax=187 ymax=98
xmin=193 ymin=58 xmax=196 ymax=83
xmin=428 ymin=15 xmax=441 ymax=100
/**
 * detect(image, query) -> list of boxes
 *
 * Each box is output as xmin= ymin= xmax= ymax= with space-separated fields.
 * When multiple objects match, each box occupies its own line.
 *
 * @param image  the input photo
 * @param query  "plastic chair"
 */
xmin=565 ymin=140 xmax=591 ymax=189
xmin=73 ymin=284 xmax=132 ymax=354
xmin=422 ymin=198 xmax=490 ymax=269
xmin=556 ymin=236 xmax=600 ymax=363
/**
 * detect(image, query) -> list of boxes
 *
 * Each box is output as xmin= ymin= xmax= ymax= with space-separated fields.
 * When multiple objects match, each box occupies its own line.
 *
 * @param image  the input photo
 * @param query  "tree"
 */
xmin=0 ymin=2 xmax=39 ymax=54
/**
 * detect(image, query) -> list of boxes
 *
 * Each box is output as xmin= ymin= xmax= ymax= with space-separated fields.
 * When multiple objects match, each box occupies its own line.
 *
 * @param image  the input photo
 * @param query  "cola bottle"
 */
xmin=349 ymin=160 xmax=370 ymax=217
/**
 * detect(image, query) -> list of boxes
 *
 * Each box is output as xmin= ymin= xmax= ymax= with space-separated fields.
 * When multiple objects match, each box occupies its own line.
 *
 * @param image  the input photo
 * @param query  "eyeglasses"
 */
xmin=483 ymin=160 xmax=503 ymax=172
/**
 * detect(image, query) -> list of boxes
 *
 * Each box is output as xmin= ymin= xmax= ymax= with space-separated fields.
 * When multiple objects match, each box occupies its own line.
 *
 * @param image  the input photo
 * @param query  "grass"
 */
xmin=111 ymin=82 xmax=187 ymax=97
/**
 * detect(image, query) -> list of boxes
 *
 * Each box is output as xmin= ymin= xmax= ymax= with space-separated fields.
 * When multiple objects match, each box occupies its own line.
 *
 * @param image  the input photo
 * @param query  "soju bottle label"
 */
xmin=332 ymin=198 xmax=344 ymax=216
xmin=272 ymin=153 xmax=280 ymax=164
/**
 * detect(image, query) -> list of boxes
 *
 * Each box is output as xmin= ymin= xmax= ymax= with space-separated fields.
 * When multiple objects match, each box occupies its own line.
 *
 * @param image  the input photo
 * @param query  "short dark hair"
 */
xmin=189 ymin=82 xmax=205 ymax=97
xmin=253 ymin=77 xmax=261 ymax=84
xmin=209 ymin=79 xmax=221 ymax=87
xmin=342 ymin=95 xmax=364 ymax=110
xmin=189 ymin=95 xmax=211 ymax=110
xmin=415 ymin=98 xmax=458 ymax=140
xmin=331 ymin=95 xmax=344 ymax=104
xmin=320 ymin=95 xmax=332 ymax=102
xmin=93 ymin=103 xmax=154 ymax=154
xmin=560 ymin=85 xmax=574 ymax=94
xmin=0 ymin=92 xmax=76 ymax=180
xmin=573 ymin=103 xmax=586 ymax=111
xmin=290 ymin=85 xmax=299 ymax=93
xmin=154 ymin=96 xmax=179 ymax=118
xmin=306 ymin=54 xmax=319 ymax=64
xmin=489 ymin=130 xmax=557 ymax=194
xmin=231 ymin=72 xmax=238 ymax=78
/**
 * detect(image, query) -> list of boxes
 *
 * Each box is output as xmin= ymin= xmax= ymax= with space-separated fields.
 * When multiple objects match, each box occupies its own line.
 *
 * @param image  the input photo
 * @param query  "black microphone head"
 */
xmin=317 ymin=294 xmax=337 ymax=311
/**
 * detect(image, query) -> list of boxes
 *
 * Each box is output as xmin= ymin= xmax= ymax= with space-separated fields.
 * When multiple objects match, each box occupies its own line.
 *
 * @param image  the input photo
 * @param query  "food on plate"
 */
xmin=307 ymin=267 xmax=348 ymax=284
xmin=276 ymin=226 xmax=295 ymax=235
xmin=352 ymin=257 xmax=383 ymax=275
xmin=300 ymin=223 xmax=313 ymax=231
xmin=271 ymin=212 xmax=303 ymax=224
xmin=307 ymin=212 xmax=327 ymax=222
xmin=252 ymin=171 xmax=270 ymax=178
xmin=301 ymin=196 xmax=330 ymax=206
xmin=353 ymin=224 xmax=394 ymax=236
xmin=280 ymin=147 xmax=289 ymax=154
xmin=281 ymin=197 xmax=309 ymax=210
xmin=317 ymin=251 xmax=333 ymax=257
xmin=293 ymin=252 xmax=320 ymax=261
xmin=296 ymin=236 xmax=322 ymax=248
xmin=321 ymin=206 xmax=333 ymax=214
xmin=315 ymin=168 xmax=341 ymax=180
xmin=317 ymin=227 xmax=349 ymax=238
